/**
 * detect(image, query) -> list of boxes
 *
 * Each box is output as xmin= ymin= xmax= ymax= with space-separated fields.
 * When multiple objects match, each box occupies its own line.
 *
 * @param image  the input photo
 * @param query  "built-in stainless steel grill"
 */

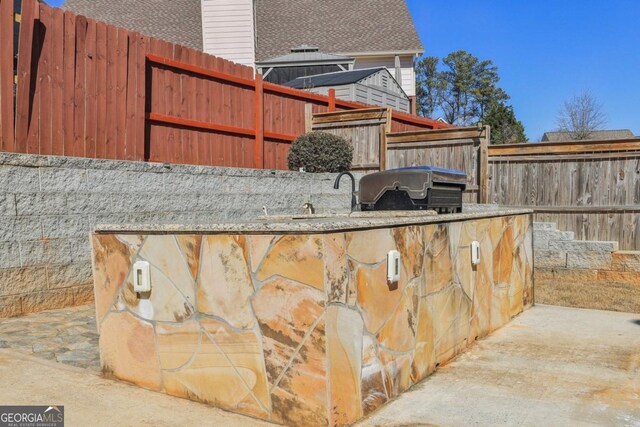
xmin=359 ymin=166 xmax=467 ymax=213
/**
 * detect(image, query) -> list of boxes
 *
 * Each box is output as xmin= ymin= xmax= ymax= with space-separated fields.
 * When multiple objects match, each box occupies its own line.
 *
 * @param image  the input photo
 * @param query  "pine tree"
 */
xmin=484 ymin=103 xmax=527 ymax=144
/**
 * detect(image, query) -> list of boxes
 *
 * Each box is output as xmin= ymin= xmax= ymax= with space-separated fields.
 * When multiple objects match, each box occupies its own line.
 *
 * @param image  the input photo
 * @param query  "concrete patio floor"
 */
xmin=0 ymin=304 xmax=638 ymax=426
xmin=358 ymin=304 xmax=640 ymax=427
xmin=0 ymin=349 xmax=274 ymax=426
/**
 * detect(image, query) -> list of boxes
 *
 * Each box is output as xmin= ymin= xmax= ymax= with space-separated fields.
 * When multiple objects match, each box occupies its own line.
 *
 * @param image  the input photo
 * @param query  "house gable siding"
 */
xmin=201 ymin=0 xmax=256 ymax=68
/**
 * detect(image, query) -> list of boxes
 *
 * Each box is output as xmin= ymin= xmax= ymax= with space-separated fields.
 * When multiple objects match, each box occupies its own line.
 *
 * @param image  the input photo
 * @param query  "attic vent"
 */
xmin=291 ymin=45 xmax=320 ymax=53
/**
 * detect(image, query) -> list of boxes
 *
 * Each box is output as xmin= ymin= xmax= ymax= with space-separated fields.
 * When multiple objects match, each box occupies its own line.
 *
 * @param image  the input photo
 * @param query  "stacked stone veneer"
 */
xmin=533 ymin=222 xmax=640 ymax=286
xmin=91 ymin=213 xmax=533 ymax=426
xmin=0 ymin=152 xmax=354 ymax=318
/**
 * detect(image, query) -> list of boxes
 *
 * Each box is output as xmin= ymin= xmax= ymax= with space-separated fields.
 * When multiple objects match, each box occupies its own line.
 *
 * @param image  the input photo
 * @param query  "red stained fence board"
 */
xmin=2 ymin=0 xmax=442 ymax=170
xmin=0 ymin=0 xmax=15 ymax=151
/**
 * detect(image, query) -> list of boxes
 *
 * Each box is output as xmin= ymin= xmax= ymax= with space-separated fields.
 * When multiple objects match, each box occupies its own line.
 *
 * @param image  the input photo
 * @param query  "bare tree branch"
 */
xmin=556 ymin=91 xmax=607 ymax=140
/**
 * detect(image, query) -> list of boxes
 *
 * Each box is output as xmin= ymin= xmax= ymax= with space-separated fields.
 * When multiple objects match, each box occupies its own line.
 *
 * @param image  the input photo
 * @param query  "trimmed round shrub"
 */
xmin=287 ymin=132 xmax=353 ymax=173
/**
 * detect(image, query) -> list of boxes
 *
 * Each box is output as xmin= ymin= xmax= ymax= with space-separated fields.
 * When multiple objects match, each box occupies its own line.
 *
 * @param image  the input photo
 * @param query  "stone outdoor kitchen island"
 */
xmin=90 ymin=208 xmax=534 ymax=426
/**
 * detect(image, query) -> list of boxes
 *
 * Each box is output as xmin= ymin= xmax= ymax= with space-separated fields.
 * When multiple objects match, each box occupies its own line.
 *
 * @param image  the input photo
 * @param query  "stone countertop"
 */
xmin=93 ymin=206 xmax=533 ymax=235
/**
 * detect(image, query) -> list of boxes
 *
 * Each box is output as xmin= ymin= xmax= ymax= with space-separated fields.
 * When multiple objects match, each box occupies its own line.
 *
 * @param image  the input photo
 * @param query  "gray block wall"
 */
xmin=0 ymin=152 xmax=356 ymax=317
xmin=532 ymin=222 xmax=640 ymax=286
xmin=533 ymin=222 xmax=619 ymax=262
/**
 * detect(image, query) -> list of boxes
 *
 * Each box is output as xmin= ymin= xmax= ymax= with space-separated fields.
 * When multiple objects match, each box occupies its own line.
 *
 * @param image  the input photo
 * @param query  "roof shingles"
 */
xmin=63 ymin=0 xmax=423 ymax=61
xmin=255 ymin=0 xmax=424 ymax=61
xmin=63 ymin=0 xmax=203 ymax=50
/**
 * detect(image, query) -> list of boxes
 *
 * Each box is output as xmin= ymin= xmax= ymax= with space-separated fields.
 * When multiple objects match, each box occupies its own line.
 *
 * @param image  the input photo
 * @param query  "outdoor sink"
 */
xmin=259 ymin=210 xmax=439 ymax=222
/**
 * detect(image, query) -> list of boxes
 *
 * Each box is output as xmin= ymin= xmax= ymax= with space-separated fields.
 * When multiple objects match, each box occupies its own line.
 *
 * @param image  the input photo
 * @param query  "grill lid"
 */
xmin=359 ymin=166 xmax=467 ymax=205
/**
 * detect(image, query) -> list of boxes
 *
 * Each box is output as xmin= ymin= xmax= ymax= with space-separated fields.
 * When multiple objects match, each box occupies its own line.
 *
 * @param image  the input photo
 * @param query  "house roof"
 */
xmin=64 ymin=0 xmax=423 ymax=62
xmin=254 ymin=0 xmax=424 ymax=61
xmin=284 ymin=67 xmax=386 ymax=89
xmin=63 ymin=0 xmax=203 ymax=50
xmin=542 ymin=130 xmax=635 ymax=142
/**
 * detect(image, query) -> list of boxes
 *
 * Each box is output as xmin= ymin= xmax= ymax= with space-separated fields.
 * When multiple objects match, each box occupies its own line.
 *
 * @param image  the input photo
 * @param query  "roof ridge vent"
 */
xmin=291 ymin=45 xmax=320 ymax=53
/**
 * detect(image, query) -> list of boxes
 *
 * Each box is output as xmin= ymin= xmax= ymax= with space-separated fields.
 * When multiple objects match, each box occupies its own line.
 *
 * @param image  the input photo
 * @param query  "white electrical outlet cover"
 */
xmin=471 ymin=241 xmax=481 ymax=265
xmin=387 ymin=250 xmax=401 ymax=283
xmin=133 ymin=260 xmax=151 ymax=293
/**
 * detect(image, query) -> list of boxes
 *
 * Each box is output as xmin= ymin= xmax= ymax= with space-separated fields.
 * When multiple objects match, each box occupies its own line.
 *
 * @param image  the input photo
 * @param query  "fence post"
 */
xmin=328 ymin=88 xmax=336 ymax=112
xmin=385 ymin=106 xmax=392 ymax=133
xmin=304 ymin=103 xmax=313 ymax=133
xmin=479 ymin=125 xmax=490 ymax=204
xmin=377 ymin=107 xmax=393 ymax=171
xmin=379 ymin=124 xmax=387 ymax=171
xmin=254 ymin=73 xmax=264 ymax=168
xmin=0 ymin=0 xmax=15 ymax=151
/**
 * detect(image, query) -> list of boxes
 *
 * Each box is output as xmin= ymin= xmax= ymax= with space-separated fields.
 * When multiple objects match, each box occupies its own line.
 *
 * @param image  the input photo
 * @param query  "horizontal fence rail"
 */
xmin=0 ymin=0 xmax=448 ymax=170
xmin=488 ymin=138 xmax=640 ymax=156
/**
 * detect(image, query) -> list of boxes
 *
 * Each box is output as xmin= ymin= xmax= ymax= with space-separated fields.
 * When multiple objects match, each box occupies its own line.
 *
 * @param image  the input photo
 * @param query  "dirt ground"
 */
xmin=536 ymin=280 xmax=640 ymax=314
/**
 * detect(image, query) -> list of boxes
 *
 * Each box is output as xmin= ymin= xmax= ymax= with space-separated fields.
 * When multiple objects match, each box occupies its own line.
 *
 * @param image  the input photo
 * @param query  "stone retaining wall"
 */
xmin=533 ymin=222 xmax=640 ymax=286
xmin=0 ymin=153 xmax=354 ymax=317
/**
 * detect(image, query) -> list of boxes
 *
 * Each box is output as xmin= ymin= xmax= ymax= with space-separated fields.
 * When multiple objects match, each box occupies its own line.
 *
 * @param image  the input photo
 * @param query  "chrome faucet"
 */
xmin=334 ymin=172 xmax=357 ymax=211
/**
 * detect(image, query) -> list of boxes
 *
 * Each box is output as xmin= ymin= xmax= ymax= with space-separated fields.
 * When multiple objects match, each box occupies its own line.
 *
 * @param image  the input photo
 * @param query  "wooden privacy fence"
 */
xmin=308 ymin=107 xmax=640 ymax=250
xmin=306 ymin=107 xmax=490 ymax=203
xmin=488 ymin=139 xmax=640 ymax=250
xmin=386 ymin=126 xmax=490 ymax=204
xmin=0 ymin=0 xmax=447 ymax=170
xmin=308 ymin=107 xmax=392 ymax=173
xmin=311 ymin=109 xmax=490 ymax=204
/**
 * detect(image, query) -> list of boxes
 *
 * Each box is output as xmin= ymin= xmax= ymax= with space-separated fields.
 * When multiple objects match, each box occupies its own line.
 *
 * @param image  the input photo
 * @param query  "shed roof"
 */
xmin=63 ymin=0 xmax=203 ymax=50
xmin=284 ymin=67 xmax=386 ymax=89
xmin=542 ymin=130 xmax=635 ymax=142
xmin=258 ymin=49 xmax=354 ymax=66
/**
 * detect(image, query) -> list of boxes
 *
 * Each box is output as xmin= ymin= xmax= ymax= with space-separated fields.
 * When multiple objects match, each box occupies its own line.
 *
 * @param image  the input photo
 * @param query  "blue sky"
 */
xmin=406 ymin=0 xmax=640 ymax=140
xmin=46 ymin=0 xmax=639 ymax=140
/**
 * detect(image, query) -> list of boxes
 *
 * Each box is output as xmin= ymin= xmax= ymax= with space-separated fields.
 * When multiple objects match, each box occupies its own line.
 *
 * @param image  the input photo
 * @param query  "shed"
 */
xmin=257 ymin=45 xmax=354 ymax=85
xmin=284 ymin=67 xmax=410 ymax=113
